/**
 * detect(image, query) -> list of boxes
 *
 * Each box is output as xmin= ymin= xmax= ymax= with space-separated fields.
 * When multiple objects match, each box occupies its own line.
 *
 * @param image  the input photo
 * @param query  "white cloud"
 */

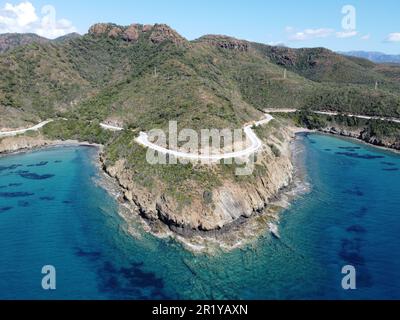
xmin=0 ymin=1 xmax=77 ymax=39
xmin=360 ymin=34 xmax=370 ymax=41
xmin=4 ymin=2 xmax=37 ymax=26
xmin=336 ymin=30 xmax=358 ymax=38
xmin=286 ymin=26 xmax=362 ymax=41
xmin=288 ymin=28 xmax=335 ymax=41
xmin=385 ymin=33 xmax=400 ymax=42
xmin=266 ymin=41 xmax=286 ymax=47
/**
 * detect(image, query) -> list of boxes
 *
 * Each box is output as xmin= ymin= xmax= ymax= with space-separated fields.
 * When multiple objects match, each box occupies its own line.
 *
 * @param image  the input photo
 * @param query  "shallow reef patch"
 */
xmin=0 ymin=192 xmax=34 ymax=198
xmin=19 ymin=173 xmax=55 ymax=180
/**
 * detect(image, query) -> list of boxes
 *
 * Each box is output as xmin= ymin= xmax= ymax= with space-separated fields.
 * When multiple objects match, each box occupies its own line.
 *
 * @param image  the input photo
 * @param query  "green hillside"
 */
xmin=1 ymin=22 xmax=400 ymax=130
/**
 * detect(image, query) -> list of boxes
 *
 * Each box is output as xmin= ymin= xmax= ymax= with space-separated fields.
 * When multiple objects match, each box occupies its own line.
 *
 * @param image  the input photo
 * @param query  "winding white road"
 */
xmin=264 ymin=109 xmax=400 ymax=124
xmin=0 ymin=120 xmax=125 ymax=138
xmin=135 ymin=114 xmax=274 ymax=161
xmin=0 ymin=116 xmax=273 ymax=160
xmin=0 ymin=120 xmax=53 ymax=137
xmin=99 ymin=123 xmax=124 ymax=131
xmin=3 ymin=108 xmax=399 ymax=160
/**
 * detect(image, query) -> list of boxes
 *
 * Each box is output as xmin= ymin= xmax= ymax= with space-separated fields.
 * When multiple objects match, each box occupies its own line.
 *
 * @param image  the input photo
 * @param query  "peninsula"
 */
xmin=1 ymin=22 xmax=400 ymax=236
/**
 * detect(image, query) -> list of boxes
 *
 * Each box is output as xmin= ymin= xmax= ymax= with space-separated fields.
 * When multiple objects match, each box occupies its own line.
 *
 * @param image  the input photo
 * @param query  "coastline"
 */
xmin=87 ymin=128 xmax=398 ymax=253
xmin=313 ymin=129 xmax=400 ymax=155
xmin=96 ymin=131 xmax=310 ymax=253
xmin=102 ymin=178 xmax=308 ymax=254
xmin=288 ymin=125 xmax=400 ymax=155
xmin=1 ymin=127 xmax=396 ymax=253
xmin=0 ymin=138 xmax=103 ymax=158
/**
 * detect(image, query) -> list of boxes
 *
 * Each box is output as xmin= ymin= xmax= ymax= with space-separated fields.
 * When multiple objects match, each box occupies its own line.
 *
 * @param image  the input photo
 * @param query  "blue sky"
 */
xmin=0 ymin=0 xmax=399 ymax=53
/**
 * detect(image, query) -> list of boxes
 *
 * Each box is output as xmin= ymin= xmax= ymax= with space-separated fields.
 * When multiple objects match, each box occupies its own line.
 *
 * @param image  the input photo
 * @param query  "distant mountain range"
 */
xmin=0 ymin=32 xmax=81 ymax=53
xmin=340 ymin=51 xmax=400 ymax=64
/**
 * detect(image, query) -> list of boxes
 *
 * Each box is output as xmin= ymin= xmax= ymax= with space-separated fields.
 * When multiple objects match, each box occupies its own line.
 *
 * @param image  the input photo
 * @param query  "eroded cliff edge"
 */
xmin=100 ymin=120 xmax=295 ymax=234
xmin=0 ymin=135 xmax=51 ymax=154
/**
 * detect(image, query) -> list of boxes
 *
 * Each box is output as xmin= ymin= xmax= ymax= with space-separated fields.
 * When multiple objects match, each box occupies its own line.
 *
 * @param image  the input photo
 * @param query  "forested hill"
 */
xmin=1 ymin=23 xmax=399 ymax=129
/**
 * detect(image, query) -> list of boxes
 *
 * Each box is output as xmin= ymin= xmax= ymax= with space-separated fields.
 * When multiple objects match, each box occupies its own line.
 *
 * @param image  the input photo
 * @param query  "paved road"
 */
xmin=135 ymin=114 xmax=274 ymax=161
xmin=313 ymin=111 xmax=400 ymax=124
xmin=4 ymin=109 xmax=398 ymax=159
xmin=99 ymin=123 xmax=124 ymax=131
xmin=265 ymin=109 xmax=400 ymax=124
xmin=0 ymin=120 xmax=124 ymax=137
xmin=0 ymin=120 xmax=53 ymax=137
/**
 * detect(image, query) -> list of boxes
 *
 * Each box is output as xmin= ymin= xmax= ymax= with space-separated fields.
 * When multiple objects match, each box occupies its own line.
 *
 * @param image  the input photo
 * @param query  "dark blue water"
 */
xmin=0 ymin=135 xmax=399 ymax=300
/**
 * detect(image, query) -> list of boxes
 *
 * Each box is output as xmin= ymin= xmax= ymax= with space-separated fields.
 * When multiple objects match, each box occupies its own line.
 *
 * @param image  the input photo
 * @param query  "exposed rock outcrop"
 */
xmin=88 ymin=22 xmax=188 ymax=46
xmin=320 ymin=126 xmax=400 ymax=150
xmin=108 ymin=27 xmax=123 ymax=39
xmin=196 ymin=35 xmax=249 ymax=52
xmin=0 ymin=136 xmax=103 ymax=155
xmin=88 ymin=23 xmax=111 ymax=36
xmin=264 ymin=46 xmax=331 ymax=68
xmin=0 ymin=135 xmax=51 ymax=154
xmin=142 ymin=24 xmax=153 ymax=32
xmin=122 ymin=24 xmax=140 ymax=42
xmin=149 ymin=24 xmax=187 ymax=45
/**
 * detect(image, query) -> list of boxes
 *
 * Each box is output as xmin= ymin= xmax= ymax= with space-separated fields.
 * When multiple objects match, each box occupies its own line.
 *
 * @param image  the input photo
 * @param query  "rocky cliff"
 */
xmin=320 ymin=125 xmax=400 ymax=150
xmin=0 ymin=135 xmax=51 ymax=154
xmin=101 ymin=124 xmax=294 ymax=234
xmin=88 ymin=22 xmax=188 ymax=46
xmin=196 ymin=35 xmax=250 ymax=52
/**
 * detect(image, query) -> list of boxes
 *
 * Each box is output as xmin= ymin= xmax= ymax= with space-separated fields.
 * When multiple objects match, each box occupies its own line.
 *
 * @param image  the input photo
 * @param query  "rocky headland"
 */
xmin=100 ymin=124 xmax=296 ymax=240
xmin=0 ymin=135 xmax=51 ymax=154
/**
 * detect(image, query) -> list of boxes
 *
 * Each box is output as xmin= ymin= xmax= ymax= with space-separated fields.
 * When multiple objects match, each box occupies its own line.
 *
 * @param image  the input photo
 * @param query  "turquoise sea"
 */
xmin=0 ymin=134 xmax=399 ymax=300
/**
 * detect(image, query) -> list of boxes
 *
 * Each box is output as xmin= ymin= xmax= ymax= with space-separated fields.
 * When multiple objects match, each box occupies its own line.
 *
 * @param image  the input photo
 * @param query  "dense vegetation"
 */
xmin=2 ymin=23 xmax=400 ymax=131
xmin=42 ymin=119 xmax=114 ymax=144
xmin=0 ymin=33 xmax=49 ymax=53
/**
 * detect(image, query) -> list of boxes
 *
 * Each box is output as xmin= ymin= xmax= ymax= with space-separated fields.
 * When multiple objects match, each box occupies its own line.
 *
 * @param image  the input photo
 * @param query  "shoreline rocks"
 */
xmin=0 ymin=136 xmax=51 ymax=154
xmin=320 ymin=126 xmax=400 ymax=151
xmin=0 ymin=136 xmax=102 ymax=156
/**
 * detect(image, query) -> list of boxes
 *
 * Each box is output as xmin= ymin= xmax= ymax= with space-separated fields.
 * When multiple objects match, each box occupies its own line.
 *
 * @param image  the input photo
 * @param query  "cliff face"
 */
xmin=196 ymin=35 xmax=250 ymax=52
xmin=320 ymin=125 xmax=400 ymax=150
xmin=88 ymin=23 xmax=188 ymax=46
xmin=101 ymin=126 xmax=294 ymax=233
xmin=0 ymin=135 xmax=51 ymax=154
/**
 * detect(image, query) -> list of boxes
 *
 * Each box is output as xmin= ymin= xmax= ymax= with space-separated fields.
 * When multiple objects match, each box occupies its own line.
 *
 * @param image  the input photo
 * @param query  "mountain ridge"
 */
xmin=0 ymin=33 xmax=49 ymax=53
xmin=0 ymin=32 xmax=83 ymax=54
xmin=1 ymin=22 xmax=400 ymax=130
xmin=340 ymin=51 xmax=400 ymax=64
